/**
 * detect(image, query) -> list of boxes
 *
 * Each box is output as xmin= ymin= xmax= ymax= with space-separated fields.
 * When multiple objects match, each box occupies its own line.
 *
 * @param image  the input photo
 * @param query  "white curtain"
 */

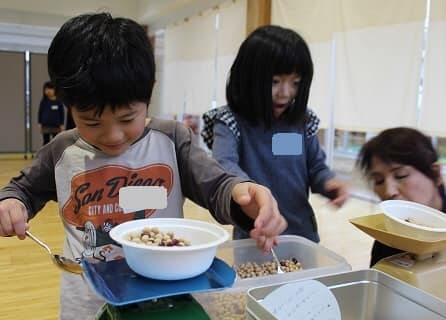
xmin=162 ymin=0 xmax=247 ymax=116
xmin=272 ymin=0 xmax=337 ymax=129
xmin=163 ymin=12 xmax=215 ymax=115
xmin=272 ymin=0 xmax=426 ymax=132
xmin=214 ymin=0 xmax=247 ymax=109
xmin=419 ymin=0 xmax=446 ymax=136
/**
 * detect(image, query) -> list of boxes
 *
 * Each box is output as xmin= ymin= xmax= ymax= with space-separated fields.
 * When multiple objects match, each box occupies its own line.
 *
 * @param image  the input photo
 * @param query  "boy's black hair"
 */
xmin=226 ymin=25 xmax=313 ymax=128
xmin=47 ymin=12 xmax=155 ymax=115
xmin=356 ymin=127 xmax=439 ymax=182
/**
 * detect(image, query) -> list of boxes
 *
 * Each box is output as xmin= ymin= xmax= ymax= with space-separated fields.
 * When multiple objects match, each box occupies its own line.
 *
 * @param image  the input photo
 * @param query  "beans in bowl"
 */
xmin=125 ymin=226 xmax=191 ymax=247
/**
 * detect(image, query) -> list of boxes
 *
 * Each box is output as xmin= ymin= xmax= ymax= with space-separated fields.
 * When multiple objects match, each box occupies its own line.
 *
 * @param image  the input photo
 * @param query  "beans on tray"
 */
xmin=194 ymin=291 xmax=247 ymax=320
xmin=125 ymin=227 xmax=191 ymax=246
xmin=234 ymin=257 xmax=302 ymax=278
xmin=194 ymin=257 xmax=302 ymax=319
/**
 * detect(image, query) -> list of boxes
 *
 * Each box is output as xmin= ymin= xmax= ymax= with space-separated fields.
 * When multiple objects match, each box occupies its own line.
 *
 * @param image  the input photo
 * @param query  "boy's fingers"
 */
xmin=0 ymin=199 xmax=28 ymax=238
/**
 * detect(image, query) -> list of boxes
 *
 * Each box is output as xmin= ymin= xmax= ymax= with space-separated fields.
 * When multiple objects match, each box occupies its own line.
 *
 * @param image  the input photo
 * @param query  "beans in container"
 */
xmin=234 ymin=257 xmax=302 ymax=278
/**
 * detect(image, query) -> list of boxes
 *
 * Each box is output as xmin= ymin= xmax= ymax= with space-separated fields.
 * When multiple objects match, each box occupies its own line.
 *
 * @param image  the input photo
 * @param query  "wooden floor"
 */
xmin=0 ymin=157 xmax=377 ymax=319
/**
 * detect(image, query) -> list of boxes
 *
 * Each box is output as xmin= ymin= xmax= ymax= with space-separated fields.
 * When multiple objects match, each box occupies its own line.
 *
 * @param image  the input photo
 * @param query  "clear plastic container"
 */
xmin=193 ymin=235 xmax=351 ymax=319
xmin=216 ymin=235 xmax=351 ymax=289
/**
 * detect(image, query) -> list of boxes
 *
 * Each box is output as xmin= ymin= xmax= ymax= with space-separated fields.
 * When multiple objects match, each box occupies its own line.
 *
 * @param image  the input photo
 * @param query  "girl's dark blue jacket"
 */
xmin=38 ymin=98 xmax=65 ymax=127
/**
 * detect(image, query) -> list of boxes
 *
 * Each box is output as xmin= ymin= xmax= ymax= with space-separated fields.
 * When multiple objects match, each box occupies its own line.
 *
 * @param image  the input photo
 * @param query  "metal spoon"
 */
xmin=26 ymin=231 xmax=83 ymax=274
xmin=271 ymin=247 xmax=285 ymax=274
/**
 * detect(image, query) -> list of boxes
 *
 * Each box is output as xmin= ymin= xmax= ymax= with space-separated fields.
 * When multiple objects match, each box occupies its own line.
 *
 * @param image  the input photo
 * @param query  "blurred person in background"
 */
xmin=38 ymin=81 xmax=65 ymax=145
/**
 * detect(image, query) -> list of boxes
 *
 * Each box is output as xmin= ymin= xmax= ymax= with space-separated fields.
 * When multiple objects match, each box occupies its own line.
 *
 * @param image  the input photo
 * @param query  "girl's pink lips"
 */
xmin=273 ymin=104 xmax=288 ymax=111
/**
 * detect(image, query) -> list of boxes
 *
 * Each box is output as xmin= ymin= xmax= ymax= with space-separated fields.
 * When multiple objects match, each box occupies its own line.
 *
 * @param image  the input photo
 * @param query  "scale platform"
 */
xmin=350 ymin=213 xmax=446 ymax=300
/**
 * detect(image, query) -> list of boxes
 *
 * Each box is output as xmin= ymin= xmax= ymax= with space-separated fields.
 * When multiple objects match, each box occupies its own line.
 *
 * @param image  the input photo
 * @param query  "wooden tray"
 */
xmin=350 ymin=214 xmax=446 ymax=255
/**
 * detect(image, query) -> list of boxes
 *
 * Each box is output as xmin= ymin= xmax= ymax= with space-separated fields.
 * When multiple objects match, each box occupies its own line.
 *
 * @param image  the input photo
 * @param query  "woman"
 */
xmin=356 ymin=127 xmax=446 ymax=266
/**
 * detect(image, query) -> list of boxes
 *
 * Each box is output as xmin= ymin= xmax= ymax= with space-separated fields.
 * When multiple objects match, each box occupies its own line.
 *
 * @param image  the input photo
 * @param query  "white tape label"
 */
xmin=119 ymin=186 xmax=167 ymax=213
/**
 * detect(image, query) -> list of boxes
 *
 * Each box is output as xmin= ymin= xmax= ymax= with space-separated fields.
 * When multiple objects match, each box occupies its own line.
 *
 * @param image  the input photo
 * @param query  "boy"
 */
xmin=0 ymin=13 xmax=287 ymax=319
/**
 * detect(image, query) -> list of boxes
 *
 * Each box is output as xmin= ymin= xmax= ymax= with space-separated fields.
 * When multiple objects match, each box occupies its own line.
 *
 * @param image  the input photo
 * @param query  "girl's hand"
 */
xmin=325 ymin=178 xmax=349 ymax=207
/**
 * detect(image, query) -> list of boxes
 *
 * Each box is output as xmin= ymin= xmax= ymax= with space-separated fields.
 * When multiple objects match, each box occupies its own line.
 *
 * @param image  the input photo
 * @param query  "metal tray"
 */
xmin=247 ymin=269 xmax=446 ymax=320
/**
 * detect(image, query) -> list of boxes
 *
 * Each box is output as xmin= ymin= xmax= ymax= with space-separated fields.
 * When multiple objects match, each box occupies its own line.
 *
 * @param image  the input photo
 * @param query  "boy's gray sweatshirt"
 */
xmin=0 ymin=118 xmax=249 ymax=319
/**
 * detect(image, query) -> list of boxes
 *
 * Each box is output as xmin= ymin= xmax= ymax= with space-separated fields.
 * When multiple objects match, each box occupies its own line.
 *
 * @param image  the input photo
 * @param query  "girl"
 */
xmin=202 ymin=25 xmax=348 ymax=243
xmin=356 ymin=127 xmax=446 ymax=266
xmin=37 ymin=81 xmax=65 ymax=145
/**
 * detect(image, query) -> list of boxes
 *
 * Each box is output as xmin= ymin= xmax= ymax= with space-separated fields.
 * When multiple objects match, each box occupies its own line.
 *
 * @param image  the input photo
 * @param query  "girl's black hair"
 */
xmin=47 ymin=12 xmax=155 ymax=115
xmin=42 ymin=81 xmax=55 ymax=100
xmin=356 ymin=127 xmax=439 ymax=181
xmin=226 ymin=25 xmax=313 ymax=128
xmin=43 ymin=81 xmax=54 ymax=90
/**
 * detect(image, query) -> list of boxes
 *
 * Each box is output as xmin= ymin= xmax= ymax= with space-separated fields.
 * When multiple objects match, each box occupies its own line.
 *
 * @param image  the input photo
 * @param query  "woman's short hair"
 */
xmin=357 ymin=127 xmax=439 ymax=181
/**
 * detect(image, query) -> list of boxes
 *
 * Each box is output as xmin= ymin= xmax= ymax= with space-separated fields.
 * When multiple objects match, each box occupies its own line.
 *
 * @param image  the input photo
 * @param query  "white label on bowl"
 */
xmin=260 ymin=279 xmax=341 ymax=320
xmin=119 ymin=186 xmax=167 ymax=213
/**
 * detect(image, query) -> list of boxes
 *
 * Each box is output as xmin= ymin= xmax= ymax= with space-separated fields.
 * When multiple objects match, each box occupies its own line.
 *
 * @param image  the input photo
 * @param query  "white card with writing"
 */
xmin=260 ymin=279 xmax=341 ymax=320
xmin=119 ymin=186 xmax=167 ymax=213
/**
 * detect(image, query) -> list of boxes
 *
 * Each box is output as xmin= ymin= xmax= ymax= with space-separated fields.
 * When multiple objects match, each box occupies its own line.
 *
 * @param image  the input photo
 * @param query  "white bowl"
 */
xmin=380 ymin=200 xmax=446 ymax=241
xmin=109 ymin=218 xmax=229 ymax=280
